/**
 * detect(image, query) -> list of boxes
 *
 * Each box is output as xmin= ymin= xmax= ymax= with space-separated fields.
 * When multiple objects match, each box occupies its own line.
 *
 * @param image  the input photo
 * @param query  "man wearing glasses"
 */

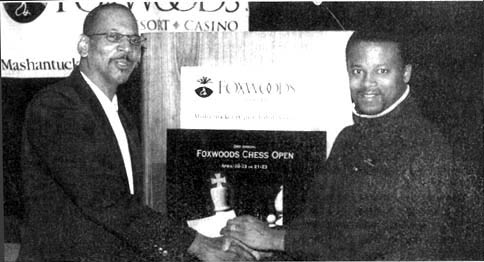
xmin=20 ymin=3 xmax=256 ymax=261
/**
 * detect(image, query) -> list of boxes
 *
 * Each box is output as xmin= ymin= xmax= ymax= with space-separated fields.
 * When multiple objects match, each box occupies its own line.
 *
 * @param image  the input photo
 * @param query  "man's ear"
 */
xmin=403 ymin=64 xmax=412 ymax=83
xmin=78 ymin=35 xmax=89 ymax=57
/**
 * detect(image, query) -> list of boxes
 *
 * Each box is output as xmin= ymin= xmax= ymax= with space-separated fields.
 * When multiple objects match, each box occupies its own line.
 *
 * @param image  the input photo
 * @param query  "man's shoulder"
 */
xmin=403 ymin=112 xmax=448 ymax=146
xmin=334 ymin=124 xmax=359 ymax=142
xmin=28 ymin=70 xmax=85 ymax=109
xmin=328 ymin=124 xmax=360 ymax=155
xmin=398 ymin=116 xmax=454 ymax=170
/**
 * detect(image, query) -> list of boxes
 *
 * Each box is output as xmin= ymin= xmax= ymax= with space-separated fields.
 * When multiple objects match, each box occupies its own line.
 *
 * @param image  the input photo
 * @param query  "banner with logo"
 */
xmin=180 ymin=65 xmax=353 ymax=152
xmin=1 ymin=1 xmax=249 ymax=78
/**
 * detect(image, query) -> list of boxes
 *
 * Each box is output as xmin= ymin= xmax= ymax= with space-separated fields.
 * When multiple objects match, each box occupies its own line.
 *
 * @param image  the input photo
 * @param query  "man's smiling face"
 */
xmin=347 ymin=40 xmax=412 ymax=115
xmin=84 ymin=7 xmax=141 ymax=89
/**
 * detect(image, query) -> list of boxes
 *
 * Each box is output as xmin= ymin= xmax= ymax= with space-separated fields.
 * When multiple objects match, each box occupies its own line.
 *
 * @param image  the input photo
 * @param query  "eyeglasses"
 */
xmin=87 ymin=32 xmax=146 ymax=46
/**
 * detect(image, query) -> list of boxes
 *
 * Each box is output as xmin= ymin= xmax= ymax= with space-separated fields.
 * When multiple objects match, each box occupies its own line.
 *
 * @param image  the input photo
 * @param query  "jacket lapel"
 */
xmin=118 ymin=106 xmax=144 ymax=201
xmin=69 ymin=68 xmax=133 ymax=194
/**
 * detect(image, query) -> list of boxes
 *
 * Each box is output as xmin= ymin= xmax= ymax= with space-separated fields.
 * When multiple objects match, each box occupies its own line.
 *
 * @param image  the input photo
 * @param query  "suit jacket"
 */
xmin=19 ymin=68 xmax=195 ymax=261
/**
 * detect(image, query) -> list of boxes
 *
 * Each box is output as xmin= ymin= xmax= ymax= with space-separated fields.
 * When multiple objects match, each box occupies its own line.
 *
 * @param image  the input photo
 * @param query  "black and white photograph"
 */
xmin=2 ymin=1 xmax=482 ymax=261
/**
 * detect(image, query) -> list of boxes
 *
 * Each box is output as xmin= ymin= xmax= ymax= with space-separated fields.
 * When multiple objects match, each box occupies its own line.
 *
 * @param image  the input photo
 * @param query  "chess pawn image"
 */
xmin=267 ymin=185 xmax=283 ymax=227
xmin=210 ymin=172 xmax=230 ymax=212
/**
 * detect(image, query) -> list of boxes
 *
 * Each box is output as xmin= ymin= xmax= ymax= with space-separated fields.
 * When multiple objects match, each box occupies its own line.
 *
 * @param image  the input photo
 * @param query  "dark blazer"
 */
xmin=19 ymin=68 xmax=195 ymax=262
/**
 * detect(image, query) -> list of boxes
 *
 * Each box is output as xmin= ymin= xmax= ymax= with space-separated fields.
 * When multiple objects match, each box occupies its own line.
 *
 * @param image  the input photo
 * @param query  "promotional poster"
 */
xmin=166 ymin=129 xmax=326 ymax=227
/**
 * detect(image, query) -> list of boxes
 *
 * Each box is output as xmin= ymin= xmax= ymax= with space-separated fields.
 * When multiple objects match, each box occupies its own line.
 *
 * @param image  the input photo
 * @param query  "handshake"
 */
xmin=188 ymin=215 xmax=285 ymax=261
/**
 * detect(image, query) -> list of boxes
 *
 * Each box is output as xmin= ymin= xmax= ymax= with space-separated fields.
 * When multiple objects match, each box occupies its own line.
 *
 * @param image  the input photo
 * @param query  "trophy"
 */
xmin=210 ymin=172 xmax=230 ymax=212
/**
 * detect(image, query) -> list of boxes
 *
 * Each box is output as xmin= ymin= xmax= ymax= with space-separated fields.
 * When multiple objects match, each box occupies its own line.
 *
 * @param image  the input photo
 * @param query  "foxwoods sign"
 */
xmin=1 ymin=1 xmax=249 ymax=78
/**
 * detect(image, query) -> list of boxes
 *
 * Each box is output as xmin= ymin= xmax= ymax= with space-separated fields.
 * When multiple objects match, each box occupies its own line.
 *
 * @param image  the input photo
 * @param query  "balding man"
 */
xmin=20 ymin=3 xmax=256 ymax=261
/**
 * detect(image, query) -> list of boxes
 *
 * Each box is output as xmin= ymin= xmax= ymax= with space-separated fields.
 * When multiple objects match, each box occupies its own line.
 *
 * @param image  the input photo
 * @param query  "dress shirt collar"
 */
xmin=80 ymin=71 xmax=118 ymax=112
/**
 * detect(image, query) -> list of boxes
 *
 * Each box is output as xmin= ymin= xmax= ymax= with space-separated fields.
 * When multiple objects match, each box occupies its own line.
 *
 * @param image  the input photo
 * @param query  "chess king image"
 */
xmin=210 ymin=172 xmax=230 ymax=212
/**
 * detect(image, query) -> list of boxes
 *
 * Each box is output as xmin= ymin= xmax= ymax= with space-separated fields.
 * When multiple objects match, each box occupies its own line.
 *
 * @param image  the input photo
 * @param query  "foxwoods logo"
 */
xmin=3 ymin=2 xmax=243 ymax=24
xmin=193 ymin=76 xmax=297 ymax=98
xmin=195 ymin=76 xmax=214 ymax=98
xmin=4 ymin=2 xmax=47 ymax=23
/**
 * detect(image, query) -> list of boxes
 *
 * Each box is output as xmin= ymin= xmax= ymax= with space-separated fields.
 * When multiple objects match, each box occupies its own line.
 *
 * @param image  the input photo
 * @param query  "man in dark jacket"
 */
xmin=222 ymin=31 xmax=455 ymax=260
xmin=19 ymin=3 xmax=255 ymax=261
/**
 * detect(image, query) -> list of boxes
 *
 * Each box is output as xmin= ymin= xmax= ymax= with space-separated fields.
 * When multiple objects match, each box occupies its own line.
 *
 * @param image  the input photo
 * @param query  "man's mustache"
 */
xmin=111 ymin=52 xmax=139 ymax=64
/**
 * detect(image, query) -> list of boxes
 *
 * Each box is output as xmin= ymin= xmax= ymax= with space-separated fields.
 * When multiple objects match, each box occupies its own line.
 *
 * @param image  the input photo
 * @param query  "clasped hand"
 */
xmin=189 ymin=232 xmax=270 ymax=261
xmin=221 ymin=215 xmax=284 ymax=252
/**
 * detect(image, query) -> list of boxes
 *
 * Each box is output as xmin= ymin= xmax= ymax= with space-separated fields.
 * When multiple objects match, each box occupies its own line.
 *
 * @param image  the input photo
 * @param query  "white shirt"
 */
xmin=80 ymin=72 xmax=134 ymax=194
